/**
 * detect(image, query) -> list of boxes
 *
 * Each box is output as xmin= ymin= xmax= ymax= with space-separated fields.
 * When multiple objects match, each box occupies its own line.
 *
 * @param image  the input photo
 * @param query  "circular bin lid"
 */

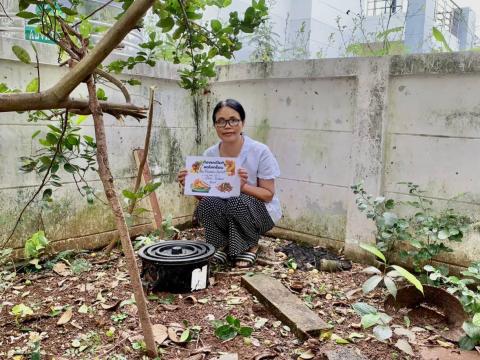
xmin=138 ymin=240 xmax=215 ymax=266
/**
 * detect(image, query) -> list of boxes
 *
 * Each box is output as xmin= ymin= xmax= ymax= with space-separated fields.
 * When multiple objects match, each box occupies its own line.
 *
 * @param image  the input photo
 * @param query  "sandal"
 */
xmin=212 ymin=250 xmax=228 ymax=265
xmin=234 ymin=251 xmax=257 ymax=268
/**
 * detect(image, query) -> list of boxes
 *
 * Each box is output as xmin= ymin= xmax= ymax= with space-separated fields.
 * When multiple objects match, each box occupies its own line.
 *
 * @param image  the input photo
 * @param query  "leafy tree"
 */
xmin=0 ymin=0 xmax=268 ymax=356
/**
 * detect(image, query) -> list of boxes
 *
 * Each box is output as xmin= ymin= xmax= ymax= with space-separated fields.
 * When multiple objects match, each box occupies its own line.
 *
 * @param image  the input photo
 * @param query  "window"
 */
xmin=367 ymin=0 xmax=405 ymax=16
xmin=434 ymin=0 xmax=462 ymax=38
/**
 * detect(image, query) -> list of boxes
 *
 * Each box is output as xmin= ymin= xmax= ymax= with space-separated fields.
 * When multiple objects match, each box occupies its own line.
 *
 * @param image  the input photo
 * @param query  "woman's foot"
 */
xmin=235 ymin=246 xmax=258 ymax=268
xmin=212 ymin=249 xmax=228 ymax=265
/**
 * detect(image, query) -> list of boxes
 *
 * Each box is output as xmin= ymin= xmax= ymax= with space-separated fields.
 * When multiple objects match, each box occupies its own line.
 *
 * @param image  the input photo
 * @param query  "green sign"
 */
xmin=24 ymin=26 xmax=55 ymax=44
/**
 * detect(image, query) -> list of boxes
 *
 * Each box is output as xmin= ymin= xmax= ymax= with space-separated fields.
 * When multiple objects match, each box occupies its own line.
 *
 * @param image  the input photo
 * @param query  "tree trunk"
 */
xmin=86 ymin=77 xmax=157 ymax=357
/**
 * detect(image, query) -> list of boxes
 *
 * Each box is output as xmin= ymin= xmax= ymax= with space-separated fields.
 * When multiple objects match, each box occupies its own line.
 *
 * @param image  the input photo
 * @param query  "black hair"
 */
xmin=212 ymin=99 xmax=246 ymax=124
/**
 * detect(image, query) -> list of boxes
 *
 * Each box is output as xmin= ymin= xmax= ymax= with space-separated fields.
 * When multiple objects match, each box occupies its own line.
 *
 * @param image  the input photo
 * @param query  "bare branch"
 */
xmin=0 ymin=1 xmax=12 ymax=21
xmin=94 ymin=68 xmax=132 ymax=103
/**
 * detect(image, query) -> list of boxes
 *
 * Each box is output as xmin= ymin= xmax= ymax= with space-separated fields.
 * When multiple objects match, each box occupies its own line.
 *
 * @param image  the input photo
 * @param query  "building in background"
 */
xmin=204 ymin=0 xmax=477 ymax=61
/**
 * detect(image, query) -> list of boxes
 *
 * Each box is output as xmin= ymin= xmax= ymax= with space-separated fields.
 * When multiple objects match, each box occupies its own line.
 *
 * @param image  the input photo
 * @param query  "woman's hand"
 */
xmin=177 ymin=169 xmax=188 ymax=188
xmin=238 ymin=167 xmax=248 ymax=190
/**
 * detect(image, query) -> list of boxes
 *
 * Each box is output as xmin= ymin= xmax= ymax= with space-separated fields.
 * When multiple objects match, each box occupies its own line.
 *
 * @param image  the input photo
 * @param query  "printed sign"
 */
xmin=184 ymin=156 xmax=240 ymax=198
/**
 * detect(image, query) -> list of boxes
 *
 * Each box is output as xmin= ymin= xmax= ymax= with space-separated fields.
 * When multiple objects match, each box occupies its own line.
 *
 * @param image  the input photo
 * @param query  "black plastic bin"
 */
xmin=138 ymin=240 xmax=215 ymax=293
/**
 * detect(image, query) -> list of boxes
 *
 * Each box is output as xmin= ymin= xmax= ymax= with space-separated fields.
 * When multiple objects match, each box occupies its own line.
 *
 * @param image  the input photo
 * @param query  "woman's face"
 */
xmin=214 ymin=106 xmax=244 ymax=143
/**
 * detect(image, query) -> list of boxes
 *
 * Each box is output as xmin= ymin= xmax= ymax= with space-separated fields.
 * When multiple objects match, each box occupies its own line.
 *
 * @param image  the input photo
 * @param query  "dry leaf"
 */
xmin=160 ymin=304 xmax=179 ymax=311
xmin=168 ymin=327 xmax=181 ymax=343
xmin=100 ymin=300 xmax=121 ymax=311
xmin=53 ymin=263 xmax=70 ymax=277
xmin=298 ymin=349 xmax=315 ymax=359
xmin=184 ymin=295 xmax=197 ymax=305
xmin=152 ymin=324 xmax=168 ymax=344
xmin=394 ymin=327 xmax=416 ymax=343
xmin=185 ymin=355 xmax=204 ymax=360
xmin=190 ymin=346 xmax=212 ymax=355
xmin=395 ymin=339 xmax=414 ymax=356
xmin=437 ymin=340 xmax=454 ymax=348
xmin=57 ymin=308 xmax=73 ymax=325
xmin=253 ymin=351 xmax=277 ymax=360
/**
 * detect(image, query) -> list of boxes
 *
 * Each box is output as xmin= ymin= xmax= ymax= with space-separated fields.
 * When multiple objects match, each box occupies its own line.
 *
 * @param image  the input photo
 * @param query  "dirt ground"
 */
xmin=0 ymin=229 xmax=476 ymax=359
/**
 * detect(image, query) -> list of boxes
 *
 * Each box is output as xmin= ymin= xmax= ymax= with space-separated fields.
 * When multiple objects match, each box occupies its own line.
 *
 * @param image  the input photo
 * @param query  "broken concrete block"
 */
xmin=241 ymin=273 xmax=330 ymax=339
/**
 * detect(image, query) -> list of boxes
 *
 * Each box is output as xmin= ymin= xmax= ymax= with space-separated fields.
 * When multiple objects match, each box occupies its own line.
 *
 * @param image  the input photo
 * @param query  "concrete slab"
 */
xmin=241 ymin=274 xmax=330 ymax=339
xmin=420 ymin=346 xmax=480 ymax=360
xmin=323 ymin=347 xmax=368 ymax=360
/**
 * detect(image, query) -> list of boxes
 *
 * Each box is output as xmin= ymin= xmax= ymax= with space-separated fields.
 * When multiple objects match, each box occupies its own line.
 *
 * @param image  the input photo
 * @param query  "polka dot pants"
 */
xmin=195 ymin=194 xmax=274 ymax=258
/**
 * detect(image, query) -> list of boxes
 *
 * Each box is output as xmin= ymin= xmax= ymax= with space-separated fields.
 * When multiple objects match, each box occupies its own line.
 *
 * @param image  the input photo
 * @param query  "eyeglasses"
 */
xmin=214 ymin=118 xmax=241 ymax=128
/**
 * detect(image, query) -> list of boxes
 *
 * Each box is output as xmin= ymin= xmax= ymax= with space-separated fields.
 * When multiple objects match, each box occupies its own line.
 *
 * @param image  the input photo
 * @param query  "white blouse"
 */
xmin=203 ymin=135 xmax=282 ymax=223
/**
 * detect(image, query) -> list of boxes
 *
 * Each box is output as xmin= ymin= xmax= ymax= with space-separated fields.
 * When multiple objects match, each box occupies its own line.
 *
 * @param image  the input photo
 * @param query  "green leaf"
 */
xmin=472 ymin=313 xmax=480 ymax=327
xmin=215 ymin=324 xmax=237 ymax=340
xmin=31 ymin=130 xmax=41 ymax=139
xmin=362 ymin=275 xmax=383 ymax=294
xmin=12 ymin=45 xmax=31 ymax=64
xmin=438 ymin=230 xmax=449 ymax=240
xmin=360 ymin=244 xmax=386 ymax=263
xmin=79 ymin=20 xmax=93 ymax=39
xmin=373 ymin=325 xmax=392 ymax=341
xmin=96 ymin=88 xmax=107 ymax=101
xmin=211 ymin=19 xmax=222 ymax=32
xmin=238 ymin=326 xmax=253 ymax=337
xmin=179 ymin=329 xmax=190 ymax=342
xmin=26 ymin=78 xmax=39 ymax=93
xmin=382 ymin=212 xmax=398 ymax=226
xmin=17 ymin=11 xmax=38 ymax=19
xmin=383 ymin=276 xmax=397 ymax=298
xmin=127 ymin=79 xmax=142 ymax=86
xmin=159 ymin=16 xmax=175 ymax=32
xmin=60 ymin=6 xmax=77 ymax=16
xmin=432 ymin=27 xmax=452 ymax=52
xmin=463 ymin=321 xmax=480 ymax=339
xmin=352 ymin=302 xmax=377 ymax=316
xmin=74 ymin=115 xmax=88 ymax=125
xmin=122 ymin=190 xmax=137 ymax=200
xmin=459 ymin=335 xmax=478 ymax=350
xmin=361 ymin=313 xmax=381 ymax=329
xmin=391 ymin=265 xmax=423 ymax=294
xmin=64 ymin=163 xmax=77 ymax=173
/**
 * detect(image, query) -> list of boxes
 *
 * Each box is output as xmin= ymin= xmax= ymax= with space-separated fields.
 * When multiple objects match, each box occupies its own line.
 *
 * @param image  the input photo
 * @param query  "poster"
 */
xmin=184 ymin=156 xmax=240 ymax=198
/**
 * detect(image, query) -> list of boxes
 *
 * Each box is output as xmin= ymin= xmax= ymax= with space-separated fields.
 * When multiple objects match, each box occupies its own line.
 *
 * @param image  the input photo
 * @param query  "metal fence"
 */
xmin=367 ymin=0 xmax=405 ymax=16
xmin=434 ymin=0 xmax=462 ymax=37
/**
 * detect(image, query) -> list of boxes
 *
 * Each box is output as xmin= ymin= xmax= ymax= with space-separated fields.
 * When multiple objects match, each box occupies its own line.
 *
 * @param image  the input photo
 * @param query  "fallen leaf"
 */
xmin=184 ymin=295 xmax=197 ymax=305
xmin=254 ymin=317 xmax=268 ymax=329
xmin=253 ymin=351 xmax=276 ymax=360
xmin=298 ymin=349 xmax=315 ymax=359
xmin=198 ymin=298 xmax=209 ymax=304
xmin=437 ymin=339 xmax=454 ymax=348
xmin=53 ymin=263 xmax=70 ymax=277
xmin=185 ymin=355 xmax=204 ymax=360
xmin=152 ymin=324 xmax=168 ymax=344
xmin=96 ymin=290 xmax=107 ymax=303
xmin=160 ymin=304 xmax=179 ymax=311
xmin=100 ymin=300 xmax=121 ymax=311
xmin=78 ymin=304 xmax=89 ymax=314
xmin=168 ymin=327 xmax=182 ymax=343
xmin=394 ymin=327 xmax=416 ymax=343
xmin=345 ymin=288 xmax=361 ymax=299
xmin=226 ymin=297 xmax=246 ymax=305
xmin=395 ymin=339 xmax=414 ymax=356
xmin=77 ymin=283 xmax=94 ymax=292
xmin=57 ymin=308 xmax=73 ymax=325
xmin=331 ymin=333 xmax=350 ymax=344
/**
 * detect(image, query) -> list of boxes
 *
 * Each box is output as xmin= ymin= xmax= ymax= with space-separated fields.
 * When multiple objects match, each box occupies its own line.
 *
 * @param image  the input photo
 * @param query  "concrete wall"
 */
xmin=205 ymin=52 xmax=480 ymax=269
xmin=1 ymin=36 xmax=479 ymax=269
xmin=0 ymin=38 xmax=198 ymax=254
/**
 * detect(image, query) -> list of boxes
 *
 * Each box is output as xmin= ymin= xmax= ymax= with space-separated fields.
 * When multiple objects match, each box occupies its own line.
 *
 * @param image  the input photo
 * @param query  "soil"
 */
xmin=0 ymin=228 xmax=473 ymax=359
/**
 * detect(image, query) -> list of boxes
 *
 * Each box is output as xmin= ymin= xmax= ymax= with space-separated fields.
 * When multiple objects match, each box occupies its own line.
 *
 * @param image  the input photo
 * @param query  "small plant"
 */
xmin=352 ymin=182 xmax=471 ymax=271
xmin=286 ymin=258 xmax=298 ymax=270
xmin=360 ymin=244 xmax=423 ymax=298
xmin=134 ymin=234 xmax=160 ymax=251
xmin=70 ymin=258 xmax=92 ymax=274
xmin=180 ymin=320 xmax=202 ymax=343
xmin=24 ymin=231 xmax=49 ymax=269
xmin=352 ymin=302 xmax=393 ymax=341
xmin=10 ymin=303 xmax=34 ymax=324
xmin=459 ymin=316 xmax=480 ymax=350
xmin=162 ymin=214 xmax=180 ymax=239
xmin=111 ymin=313 xmax=128 ymax=323
xmin=132 ymin=340 xmax=147 ymax=352
xmin=212 ymin=314 xmax=253 ymax=341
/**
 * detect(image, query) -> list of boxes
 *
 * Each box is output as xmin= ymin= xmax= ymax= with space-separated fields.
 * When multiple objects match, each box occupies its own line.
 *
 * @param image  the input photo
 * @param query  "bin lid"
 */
xmin=138 ymin=240 xmax=215 ymax=265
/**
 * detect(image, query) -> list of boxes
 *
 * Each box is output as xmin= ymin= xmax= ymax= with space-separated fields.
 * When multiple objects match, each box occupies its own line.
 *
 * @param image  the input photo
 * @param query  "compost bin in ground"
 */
xmin=139 ymin=240 xmax=215 ymax=293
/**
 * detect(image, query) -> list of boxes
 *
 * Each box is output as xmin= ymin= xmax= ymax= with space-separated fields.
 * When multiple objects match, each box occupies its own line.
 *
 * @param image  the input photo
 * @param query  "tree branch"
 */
xmin=0 ymin=0 xmax=155 ymax=113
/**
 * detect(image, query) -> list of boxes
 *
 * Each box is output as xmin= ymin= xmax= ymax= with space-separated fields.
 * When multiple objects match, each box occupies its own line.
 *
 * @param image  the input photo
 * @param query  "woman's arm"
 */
xmin=238 ymin=168 xmax=275 ymax=202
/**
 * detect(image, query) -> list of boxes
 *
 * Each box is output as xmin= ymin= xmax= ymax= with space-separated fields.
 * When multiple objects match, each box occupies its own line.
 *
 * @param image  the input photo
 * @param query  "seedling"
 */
xmin=212 ymin=314 xmax=253 ymax=341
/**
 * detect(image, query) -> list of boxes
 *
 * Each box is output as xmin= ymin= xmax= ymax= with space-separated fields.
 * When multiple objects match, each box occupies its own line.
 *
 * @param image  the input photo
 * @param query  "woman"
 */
xmin=178 ymin=99 xmax=281 ymax=267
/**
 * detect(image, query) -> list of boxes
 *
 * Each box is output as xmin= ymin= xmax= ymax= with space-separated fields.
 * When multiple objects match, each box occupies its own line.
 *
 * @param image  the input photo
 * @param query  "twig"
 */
xmin=0 ymin=1 xmax=12 ymax=21
xmin=178 ymin=0 xmax=198 ymax=74
xmin=2 ymin=112 xmax=69 ymax=249
xmin=31 ymin=42 xmax=40 ymax=93
xmin=105 ymin=87 xmax=155 ymax=253
xmin=73 ymin=0 xmax=115 ymax=27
